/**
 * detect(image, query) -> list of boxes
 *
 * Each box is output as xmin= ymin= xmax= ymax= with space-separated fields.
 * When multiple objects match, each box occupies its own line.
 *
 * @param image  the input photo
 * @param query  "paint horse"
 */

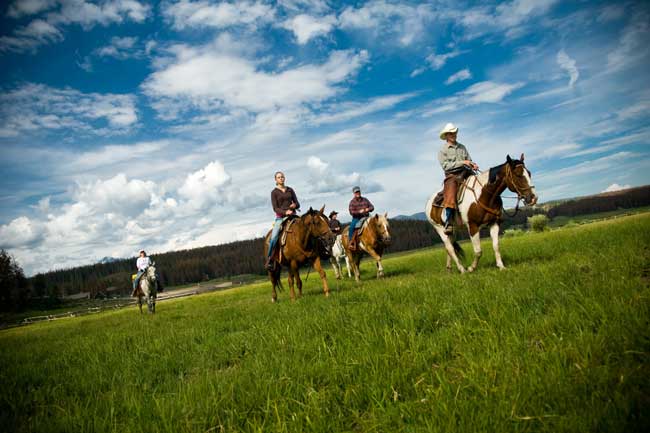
xmin=425 ymin=154 xmax=537 ymax=273
xmin=134 ymin=264 xmax=158 ymax=314
xmin=264 ymin=206 xmax=335 ymax=302
xmin=330 ymin=234 xmax=352 ymax=279
xmin=342 ymin=213 xmax=392 ymax=282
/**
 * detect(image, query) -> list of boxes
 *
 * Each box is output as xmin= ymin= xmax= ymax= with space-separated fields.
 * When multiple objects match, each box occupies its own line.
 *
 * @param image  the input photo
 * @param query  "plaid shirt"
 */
xmin=349 ymin=196 xmax=374 ymax=218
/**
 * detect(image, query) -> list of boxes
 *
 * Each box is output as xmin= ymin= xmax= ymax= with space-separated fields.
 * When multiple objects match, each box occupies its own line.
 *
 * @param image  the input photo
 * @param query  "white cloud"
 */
xmin=75 ymin=174 xmax=156 ymax=218
xmin=0 ymin=83 xmax=138 ymax=137
xmin=556 ymin=49 xmax=579 ymax=87
xmin=281 ymin=14 xmax=336 ymax=44
xmin=311 ymin=93 xmax=416 ymax=125
xmin=0 ymin=217 xmax=46 ymax=249
xmin=424 ymin=81 xmax=524 ymax=115
xmin=96 ymin=36 xmax=139 ymax=58
xmin=339 ymin=0 xmax=437 ymax=46
xmin=411 ymin=50 xmax=468 ymax=77
xmin=602 ymin=183 xmax=631 ymax=193
xmin=607 ymin=12 xmax=650 ymax=72
xmin=163 ymin=0 xmax=274 ymax=30
xmin=178 ymin=161 xmax=232 ymax=211
xmin=445 ymin=68 xmax=472 ymax=85
xmin=306 ymin=156 xmax=383 ymax=194
xmin=1 ymin=0 xmax=151 ymax=53
xmin=143 ymin=40 xmax=369 ymax=118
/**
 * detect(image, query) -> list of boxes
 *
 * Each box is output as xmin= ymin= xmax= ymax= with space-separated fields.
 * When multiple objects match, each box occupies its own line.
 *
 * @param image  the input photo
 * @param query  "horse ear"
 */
xmin=384 ymin=212 xmax=388 ymax=218
xmin=374 ymin=214 xmax=379 ymax=219
xmin=506 ymin=154 xmax=513 ymax=164
xmin=308 ymin=206 xmax=313 ymax=213
xmin=520 ymin=153 xmax=525 ymax=162
xmin=319 ymin=204 xmax=325 ymax=214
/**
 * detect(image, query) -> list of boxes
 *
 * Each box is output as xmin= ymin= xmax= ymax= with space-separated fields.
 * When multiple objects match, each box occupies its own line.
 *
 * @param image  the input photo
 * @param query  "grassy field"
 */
xmin=1 ymin=214 xmax=649 ymax=432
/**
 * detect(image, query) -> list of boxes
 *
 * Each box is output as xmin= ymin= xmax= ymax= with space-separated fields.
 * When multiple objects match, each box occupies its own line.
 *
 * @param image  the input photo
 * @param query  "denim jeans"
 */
xmin=133 ymin=269 xmax=145 ymax=289
xmin=267 ymin=217 xmax=284 ymax=258
xmin=348 ymin=217 xmax=361 ymax=241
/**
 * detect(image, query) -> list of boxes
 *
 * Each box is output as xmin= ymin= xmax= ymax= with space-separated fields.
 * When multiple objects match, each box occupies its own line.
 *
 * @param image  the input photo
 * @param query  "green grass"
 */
xmin=1 ymin=214 xmax=649 ymax=433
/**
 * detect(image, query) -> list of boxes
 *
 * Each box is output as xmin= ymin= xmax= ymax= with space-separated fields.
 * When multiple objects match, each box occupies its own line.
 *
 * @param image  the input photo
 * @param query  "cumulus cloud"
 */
xmin=445 ymin=68 xmax=472 ymax=85
xmin=163 ymin=0 xmax=274 ymax=30
xmin=281 ymin=14 xmax=336 ymax=44
xmin=0 ymin=217 xmax=46 ymax=249
xmin=557 ymin=49 xmax=579 ymax=87
xmin=0 ymin=83 xmax=137 ymax=137
xmin=306 ymin=156 xmax=383 ymax=194
xmin=178 ymin=161 xmax=232 ymax=210
xmin=602 ymin=183 xmax=631 ymax=193
xmin=143 ymin=39 xmax=369 ymax=119
xmin=1 ymin=0 xmax=150 ymax=53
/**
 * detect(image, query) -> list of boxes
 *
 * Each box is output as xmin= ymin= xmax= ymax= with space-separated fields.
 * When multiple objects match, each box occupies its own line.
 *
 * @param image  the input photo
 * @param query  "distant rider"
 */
xmin=348 ymin=186 xmax=374 ymax=251
xmin=328 ymin=211 xmax=342 ymax=235
xmin=266 ymin=171 xmax=300 ymax=270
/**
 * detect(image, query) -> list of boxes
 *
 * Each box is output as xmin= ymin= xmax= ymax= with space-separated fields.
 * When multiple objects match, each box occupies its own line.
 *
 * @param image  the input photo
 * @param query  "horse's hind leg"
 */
xmin=138 ymin=296 xmax=143 ymax=314
xmin=490 ymin=223 xmax=506 ymax=270
xmin=446 ymin=253 xmax=452 ymax=272
xmin=434 ymin=226 xmax=465 ymax=273
xmin=330 ymin=257 xmax=341 ymax=280
xmin=467 ymin=226 xmax=482 ymax=273
xmin=345 ymin=256 xmax=352 ymax=278
xmin=292 ymin=261 xmax=303 ymax=298
xmin=312 ymin=257 xmax=330 ymax=297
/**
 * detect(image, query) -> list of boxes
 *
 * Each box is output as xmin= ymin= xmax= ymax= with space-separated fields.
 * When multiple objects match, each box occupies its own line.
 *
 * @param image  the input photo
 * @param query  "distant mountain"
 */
xmin=392 ymin=212 xmax=427 ymax=221
xmin=99 ymin=257 xmax=120 ymax=264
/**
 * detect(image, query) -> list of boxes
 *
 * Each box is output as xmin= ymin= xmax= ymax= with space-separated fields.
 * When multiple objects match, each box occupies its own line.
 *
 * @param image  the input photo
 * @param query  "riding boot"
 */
xmin=444 ymin=208 xmax=455 ymax=235
xmin=265 ymin=256 xmax=275 ymax=271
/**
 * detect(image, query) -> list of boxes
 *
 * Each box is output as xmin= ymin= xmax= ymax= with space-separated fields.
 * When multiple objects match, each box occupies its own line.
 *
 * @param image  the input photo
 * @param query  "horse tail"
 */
xmin=452 ymin=240 xmax=465 ymax=259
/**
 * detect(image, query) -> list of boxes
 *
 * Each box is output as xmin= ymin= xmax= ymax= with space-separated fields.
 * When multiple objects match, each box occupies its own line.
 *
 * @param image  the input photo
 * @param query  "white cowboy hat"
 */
xmin=439 ymin=122 xmax=459 ymax=140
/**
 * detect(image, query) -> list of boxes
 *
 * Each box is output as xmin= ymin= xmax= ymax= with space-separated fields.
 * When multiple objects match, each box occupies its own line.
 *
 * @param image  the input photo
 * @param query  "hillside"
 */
xmin=1 ymin=214 xmax=649 ymax=432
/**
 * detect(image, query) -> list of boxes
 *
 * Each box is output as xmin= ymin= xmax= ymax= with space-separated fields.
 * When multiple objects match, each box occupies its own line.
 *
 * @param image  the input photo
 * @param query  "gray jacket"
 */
xmin=438 ymin=142 xmax=471 ymax=173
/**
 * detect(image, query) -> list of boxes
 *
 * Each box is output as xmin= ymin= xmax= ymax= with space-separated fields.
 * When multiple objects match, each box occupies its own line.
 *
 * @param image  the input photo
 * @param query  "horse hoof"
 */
xmin=271 ymin=298 xmax=277 ymax=303
xmin=467 ymin=266 xmax=475 ymax=273
xmin=446 ymin=267 xmax=452 ymax=273
xmin=498 ymin=266 xmax=507 ymax=271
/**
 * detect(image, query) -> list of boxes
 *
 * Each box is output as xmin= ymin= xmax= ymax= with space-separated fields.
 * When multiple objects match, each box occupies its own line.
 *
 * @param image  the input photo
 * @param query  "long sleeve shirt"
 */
xmin=271 ymin=186 xmax=299 ymax=218
xmin=438 ymin=141 xmax=471 ymax=173
xmin=136 ymin=256 xmax=151 ymax=271
xmin=329 ymin=219 xmax=342 ymax=233
xmin=349 ymin=197 xmax=374 ymax=219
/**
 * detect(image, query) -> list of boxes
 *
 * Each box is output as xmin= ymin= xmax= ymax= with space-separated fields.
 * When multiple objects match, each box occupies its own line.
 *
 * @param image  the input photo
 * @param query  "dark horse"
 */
xmin=425 ymin=154 xmax=538 ymax=273
xmin=342 ymin=213 xmax=392 ymax=282
xmin=264 ymin=206 xmax=334 ymax=302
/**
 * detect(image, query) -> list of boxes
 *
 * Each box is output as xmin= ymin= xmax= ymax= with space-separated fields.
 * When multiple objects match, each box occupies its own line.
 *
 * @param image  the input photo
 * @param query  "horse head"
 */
xmin=505 ymin=154 xmax=538 ymax=205
xmin=303 ymin=205 xmax=335 ymax=255
xmin=146 ymin=263 xmax=157 ymax=282
xmin=371 ymin=212 xmax=392 ymax=245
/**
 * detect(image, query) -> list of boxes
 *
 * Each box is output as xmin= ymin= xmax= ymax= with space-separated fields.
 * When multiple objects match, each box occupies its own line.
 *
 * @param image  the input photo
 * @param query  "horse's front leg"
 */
xmin=490 ymin=223 xmax=506 ymax=270
xmin=467 ymin=225 xmax=482 ymax=273
xmin=138 ymin=296 xmax=143 ymax=314
xmin=348 ymin=251 xmax=361 ymax=282
xmin=312 ymin=257 xmax=330 ymax=297
xmin=364 ymin=246 xmax=384 ymax=278
xmin=293 ymin=261 xmax=303 ymax=298
xmin=345 ymin=255 xmax=352 ymax=278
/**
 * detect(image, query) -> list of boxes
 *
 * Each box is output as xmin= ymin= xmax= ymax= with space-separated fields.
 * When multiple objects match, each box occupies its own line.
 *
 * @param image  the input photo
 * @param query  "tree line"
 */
xmin=1 ymin=185 xmax=648 ymax=311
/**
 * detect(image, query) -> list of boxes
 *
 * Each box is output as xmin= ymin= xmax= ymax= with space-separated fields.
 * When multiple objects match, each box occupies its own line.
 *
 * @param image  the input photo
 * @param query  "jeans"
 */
xmin=267 ymin=217 xmax=284 ymax=258
xmin=348 ymin=217 xmax=361 ymax=241
xmin=133 ymin=269 xmax=145 ymax=289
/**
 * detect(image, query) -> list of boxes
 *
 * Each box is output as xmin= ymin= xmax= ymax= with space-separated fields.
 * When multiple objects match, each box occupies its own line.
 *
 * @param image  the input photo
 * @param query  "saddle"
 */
xmin=348 ymin=217 xmax=368 ymax=252
xmin=432 ymin=178 xmax=469 ymax=208
xmin=270 ymin=217 xmax=298 ymax=264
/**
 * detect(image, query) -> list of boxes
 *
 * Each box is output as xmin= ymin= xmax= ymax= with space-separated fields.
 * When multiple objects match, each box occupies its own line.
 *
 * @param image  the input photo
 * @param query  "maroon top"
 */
xmin=271 ymin=186 xmax=299 ymax=218
xmin=349 ymin=196 xmax=374 ymax=218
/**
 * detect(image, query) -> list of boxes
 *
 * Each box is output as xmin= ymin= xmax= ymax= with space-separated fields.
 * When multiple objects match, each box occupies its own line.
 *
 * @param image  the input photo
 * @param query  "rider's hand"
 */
xmin=285 ymin=209 xmax=294 ymax=215
xmin=289 ymin=202 xmax=296 ymax=209
xmin=471 ymin=162 xmax=479 ymax=170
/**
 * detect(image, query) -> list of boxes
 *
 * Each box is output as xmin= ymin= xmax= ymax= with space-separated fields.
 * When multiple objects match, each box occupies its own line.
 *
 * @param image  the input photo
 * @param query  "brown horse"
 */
xmin=264 ymin=206 xmax=334 ymax=302
xmin=425 ymin=154 xmax=537 ymax=273
xmin=342 ymin=213 xmax=392 ymax=281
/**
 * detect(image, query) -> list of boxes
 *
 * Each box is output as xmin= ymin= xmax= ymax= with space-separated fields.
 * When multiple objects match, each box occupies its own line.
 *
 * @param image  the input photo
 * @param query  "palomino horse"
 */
xmin=134 ymin=265 xmax=157 ymax=314
xmin=342 ymin=213 xmax=392 ymax=282
xmin=264 ymin=206 xmax=335 ymax=302
xmin=330 ymin=234 xmax=351 ymax=279
xmin=425 ymin=154 xmax=537 ymax=273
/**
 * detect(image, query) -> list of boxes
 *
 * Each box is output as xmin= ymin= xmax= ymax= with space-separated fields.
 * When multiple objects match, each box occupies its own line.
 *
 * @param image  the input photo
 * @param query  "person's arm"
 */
xmin=271 ymin=189 xmax=283 ymax=215
xmin=365 ymin=199 xmax=374 ymax=214
xmin=349 ymin=200 xmax=360 ymax=218
xmin=290 ymin=187 xmax=300 ymax=210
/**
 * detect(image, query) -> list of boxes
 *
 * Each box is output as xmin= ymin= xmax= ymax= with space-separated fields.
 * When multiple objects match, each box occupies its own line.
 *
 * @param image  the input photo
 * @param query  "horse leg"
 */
xmin=345 ymin=255 xmax=352 ymax=278
xmin=434 ymin=225 xmax=466 ymax=273
xmin=292 ymin=261 xmax=303 ymax=298
xmin=287 ymin=264 xmax=296 ymax=302
xmin=364 ymin=246 xmax=384 ymax=278
xmin=467 ymin=225 xmax=482 ymax=273
xmin=312 ymin=257 xmax=330 ymax=297
xmin=490 ymin=223 xmax=506 ymax=270
xmin=446 ymin=253 xmax=452 ymax=272
xmin=330 ymin=257 xmax=341 ymax=280
xmin=138 ymin=296 xmax=143 ymax=314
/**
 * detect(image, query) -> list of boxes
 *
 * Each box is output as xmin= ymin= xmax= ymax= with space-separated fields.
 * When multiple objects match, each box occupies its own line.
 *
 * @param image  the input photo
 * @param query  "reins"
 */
xmin=467 ymin=164 xmax=531 ymax=218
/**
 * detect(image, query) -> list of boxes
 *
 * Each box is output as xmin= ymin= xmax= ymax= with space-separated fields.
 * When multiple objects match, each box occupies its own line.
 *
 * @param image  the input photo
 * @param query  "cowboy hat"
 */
xmin=439 ymin=122 xmax=459 ymax=140
xmin=329 ymin=211 xmax=338 ymax=218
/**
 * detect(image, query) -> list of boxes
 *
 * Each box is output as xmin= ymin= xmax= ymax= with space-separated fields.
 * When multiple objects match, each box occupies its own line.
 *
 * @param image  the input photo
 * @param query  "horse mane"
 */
xmin=488 ymin=163 xmax=506 ymax=184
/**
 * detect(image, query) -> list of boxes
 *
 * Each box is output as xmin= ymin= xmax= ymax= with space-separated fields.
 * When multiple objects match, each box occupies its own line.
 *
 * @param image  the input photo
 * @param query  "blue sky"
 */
xmin=0 ymin=0 xmax=649 ymax=275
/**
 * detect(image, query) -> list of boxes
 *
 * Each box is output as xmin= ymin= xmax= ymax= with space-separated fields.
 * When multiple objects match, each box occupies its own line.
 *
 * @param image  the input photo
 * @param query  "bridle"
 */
xmin=467 ymin=162 xmax=534 ymax=217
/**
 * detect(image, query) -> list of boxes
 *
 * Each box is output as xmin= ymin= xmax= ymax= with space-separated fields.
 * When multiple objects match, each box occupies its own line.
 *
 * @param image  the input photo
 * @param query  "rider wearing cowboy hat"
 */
xmin=328 ymin=211 xmax=342 ymax=234
xmin=438 ymin=123 xmax=479 ymax=234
